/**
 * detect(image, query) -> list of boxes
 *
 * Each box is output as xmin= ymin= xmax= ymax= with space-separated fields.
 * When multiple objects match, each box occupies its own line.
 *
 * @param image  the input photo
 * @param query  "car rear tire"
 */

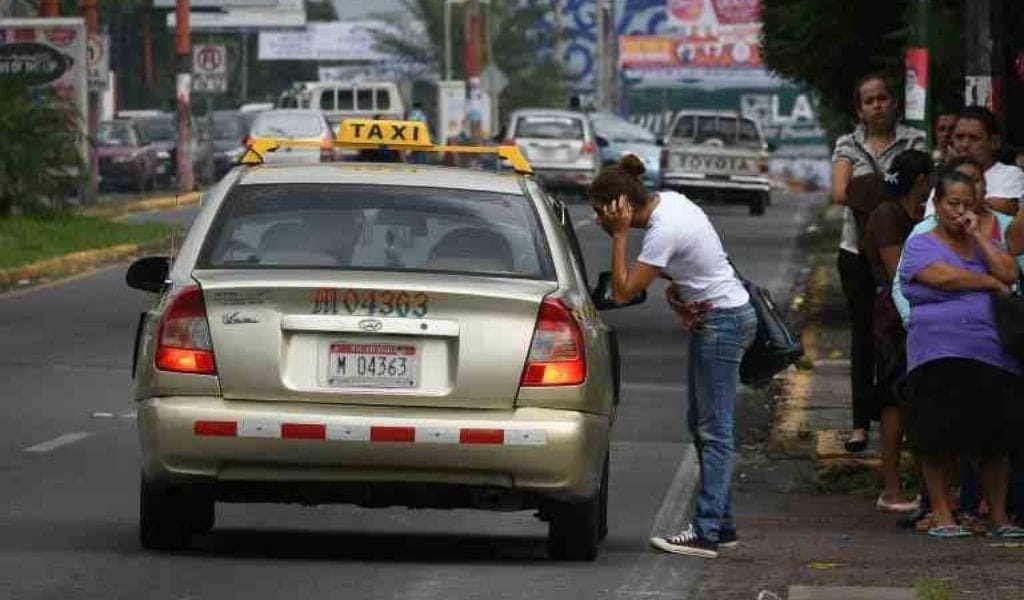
xmin=547 ymin=455 xmax=607 ymax=561
xmin=748 ymin=193 xmax=768 ymax=216
xmin=139 ymin=475 xmax=211 ymax=550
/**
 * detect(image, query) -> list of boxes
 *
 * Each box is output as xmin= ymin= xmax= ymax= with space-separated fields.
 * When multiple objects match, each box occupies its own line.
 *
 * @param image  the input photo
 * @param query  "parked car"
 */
xmin=588 ymin=112 xmax=662 ymax=189
xmin=96 ymin=119 xmax=158 ymax=192
xmin=246 ymin=109 xmax=334 ymax=165
xmin=504 ymin=109 xmax=602 ymax=193
xmin=126 ymin=111 xmax=214 ymax=187
xmin=206 ymin=110 xmax=248 ymax=179
xmin=124 ymin=118 xmax=643 ymax=560
xmin=660 ymin=110 xmax=773 ymax=216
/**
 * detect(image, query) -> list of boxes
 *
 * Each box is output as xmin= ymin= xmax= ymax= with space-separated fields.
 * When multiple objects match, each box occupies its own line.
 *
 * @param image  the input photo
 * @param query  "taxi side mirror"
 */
xmin=592 ymin=271 xmax=646 ymax=310
xmin=126 ymin=256 xmax=170 ymax=293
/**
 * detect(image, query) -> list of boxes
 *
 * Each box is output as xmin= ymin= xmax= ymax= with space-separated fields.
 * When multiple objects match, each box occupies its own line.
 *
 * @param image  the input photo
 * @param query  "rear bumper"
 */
xmin=533 ymin=167 xmax=595 ymax=189
xmin=138 ymin=397 xmax=609 ymax=504
xmin=662 ymin=173 xmax=771 ymax=193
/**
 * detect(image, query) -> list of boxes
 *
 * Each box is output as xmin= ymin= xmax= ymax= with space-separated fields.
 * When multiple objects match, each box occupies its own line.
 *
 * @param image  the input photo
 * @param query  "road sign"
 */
xmin=86 ymin=32 xmax=108 ymax=92
xmin=193 ymin=44 xmax=227 ymax=94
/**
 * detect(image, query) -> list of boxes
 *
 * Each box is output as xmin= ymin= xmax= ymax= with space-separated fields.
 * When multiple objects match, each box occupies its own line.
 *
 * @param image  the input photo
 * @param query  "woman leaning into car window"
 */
xmin=590 ymin=154 xmax=755 ymax=559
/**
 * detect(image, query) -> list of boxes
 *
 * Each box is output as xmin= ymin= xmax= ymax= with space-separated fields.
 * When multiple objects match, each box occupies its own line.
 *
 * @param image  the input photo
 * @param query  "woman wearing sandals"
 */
xmin=831 ymin=74 xmax=926 ymax=454
xmin=898 ymin=168 xmax=1024 ymax=539
xmin=589 ymin=155 xmax=756 ymax=558
xmin=862 ymin=149 xmax=933 ymax=513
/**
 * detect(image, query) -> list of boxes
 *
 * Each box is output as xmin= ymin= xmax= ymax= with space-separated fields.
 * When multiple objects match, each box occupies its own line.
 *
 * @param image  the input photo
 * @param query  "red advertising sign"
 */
xmin=711 ymin=0 xmax=762 ymax=24
xmin=619 ymin=34 xmax=762 ymax=70
xmin=904 ymin=47 xmax=928 ymax=121
xmin=45 ymin=27 xmax=77 ymax=47
xmin=668 ymin=0 xmax=705 ymax=23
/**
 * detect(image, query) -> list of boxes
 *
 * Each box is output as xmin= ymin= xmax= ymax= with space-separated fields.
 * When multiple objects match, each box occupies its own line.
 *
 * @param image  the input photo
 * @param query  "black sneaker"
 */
xmin=718 ymin=529 xmax=739 ymax=548
xmin=650 ymin=525 xmax=719 ymax=558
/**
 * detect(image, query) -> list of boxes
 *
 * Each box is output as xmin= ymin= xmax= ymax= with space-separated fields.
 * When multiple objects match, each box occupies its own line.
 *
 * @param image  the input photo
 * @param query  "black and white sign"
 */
xmin=192 ymin=44 xmax=227 ymax=94
xmin=86 ymin=33 xmax=108 ymax=92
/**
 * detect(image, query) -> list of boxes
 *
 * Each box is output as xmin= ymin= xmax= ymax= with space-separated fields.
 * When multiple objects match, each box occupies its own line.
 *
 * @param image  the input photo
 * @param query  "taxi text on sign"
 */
xmin=337 ymin=119 xmax=433 ymax=149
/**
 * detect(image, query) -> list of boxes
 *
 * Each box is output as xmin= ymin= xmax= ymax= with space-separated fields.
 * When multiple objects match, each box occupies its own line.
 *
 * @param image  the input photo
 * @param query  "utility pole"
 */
xmin=41 ymin=0 xmax=58 ymax=16
xmin=175 ymin=0 xmax=194 ymax=193
xmin=964 ymin=0 xmax=1003 ymax=120
xmin=82 ymin=0 xmax=99 ymax=203
xmin=464 ymin=0 xmax=482 ymax=144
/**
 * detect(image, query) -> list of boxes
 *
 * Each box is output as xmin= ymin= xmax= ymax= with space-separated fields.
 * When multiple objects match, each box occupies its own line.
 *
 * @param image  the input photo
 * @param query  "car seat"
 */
xmin=426 ymin=227 xmax=514 ymax=273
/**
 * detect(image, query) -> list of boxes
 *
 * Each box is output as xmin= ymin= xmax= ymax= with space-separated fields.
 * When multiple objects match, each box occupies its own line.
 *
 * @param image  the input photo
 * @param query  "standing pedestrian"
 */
xmin=407 ymin=102 xmax=429 ymax=165
xmin=898 ymin=169 xmax=1024 ymax=538
xmin=932 ymin=111 xmax=959 ymax=166
xmin=862 ymin=149 xmax=933 ymax=512
xmin=589 ymin=155 xmax=756 ymax=559
xmin=946 ymin=106 xmax=1024 ymax=216
xmin=830 ymin=74 xmax=926 ymax=452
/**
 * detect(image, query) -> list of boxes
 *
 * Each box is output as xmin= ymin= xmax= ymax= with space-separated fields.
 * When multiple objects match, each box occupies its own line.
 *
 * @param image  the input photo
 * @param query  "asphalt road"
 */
xmin=0 ymin=193 xmax=815 ymax=600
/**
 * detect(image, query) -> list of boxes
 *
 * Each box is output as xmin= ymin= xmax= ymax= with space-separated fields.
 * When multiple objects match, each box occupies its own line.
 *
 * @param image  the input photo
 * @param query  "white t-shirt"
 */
xmin=637 ymin=191 xmax=750 ymax=309
xmin=924 ymin=161 xmax=1024 ymax=216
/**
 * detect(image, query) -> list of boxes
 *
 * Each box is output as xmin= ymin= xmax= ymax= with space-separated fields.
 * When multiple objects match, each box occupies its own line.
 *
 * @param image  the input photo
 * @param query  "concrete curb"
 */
xmin=80 ymin=191 xmax=202 ymax=220
xmin=767 ymin=263 xmax=825 ymax=456
xmin=0 ymin=236 xmax=176 ymax=292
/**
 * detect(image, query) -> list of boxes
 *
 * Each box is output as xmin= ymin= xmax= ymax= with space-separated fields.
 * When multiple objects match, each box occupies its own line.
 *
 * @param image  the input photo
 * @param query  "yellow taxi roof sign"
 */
xmin=337 ymin=119 xmax=433 ymax=149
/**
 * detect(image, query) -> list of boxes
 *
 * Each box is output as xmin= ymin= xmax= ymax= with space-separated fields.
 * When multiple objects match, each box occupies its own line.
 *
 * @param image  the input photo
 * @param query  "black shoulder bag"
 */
xmin=730 ymin=259 xmax=805 ymax=385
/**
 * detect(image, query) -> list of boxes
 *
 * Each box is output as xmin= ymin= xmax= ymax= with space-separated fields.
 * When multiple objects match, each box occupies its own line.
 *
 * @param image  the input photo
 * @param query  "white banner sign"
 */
xmin=259 ymin=22 xmax=390 ymax=62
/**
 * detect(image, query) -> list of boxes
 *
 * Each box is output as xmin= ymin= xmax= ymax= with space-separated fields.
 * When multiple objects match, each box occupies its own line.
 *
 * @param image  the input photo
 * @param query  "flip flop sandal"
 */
xmin=988 ymin=525 xmax=1024 ymax=538
xmin=927 ymin=525 xmax=973 ymax=538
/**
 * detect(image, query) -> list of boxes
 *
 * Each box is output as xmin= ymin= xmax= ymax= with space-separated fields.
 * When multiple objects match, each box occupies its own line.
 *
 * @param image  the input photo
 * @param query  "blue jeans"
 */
xmin=687 ymin=303 xmax=758 ymax=542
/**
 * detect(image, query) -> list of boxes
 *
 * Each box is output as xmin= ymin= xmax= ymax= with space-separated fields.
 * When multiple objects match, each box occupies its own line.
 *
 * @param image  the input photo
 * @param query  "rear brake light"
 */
xmin=659 ymin=149 xmax=668 ymax=171
xmin=243 ymin=136 xmax=253 ymax=148
xmin=320 ymin=135 xmax=334 ymax=162
xmin=581 ymin=141 xmax=596 ymax=155
xmin=521 ymin=298 xmax=586 ymax=387
xmin=155 ymin=285 xmax=216 ymax=375
xmin=758 ymin=158 xmax=769 ymax=174
xmin=501 ymin=138 xmax=516 ymax=146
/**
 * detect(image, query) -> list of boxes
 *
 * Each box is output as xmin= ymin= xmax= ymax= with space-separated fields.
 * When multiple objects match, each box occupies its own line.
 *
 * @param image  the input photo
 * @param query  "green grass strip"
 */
xmin=0 ymin=214 xmax=179 ymax=269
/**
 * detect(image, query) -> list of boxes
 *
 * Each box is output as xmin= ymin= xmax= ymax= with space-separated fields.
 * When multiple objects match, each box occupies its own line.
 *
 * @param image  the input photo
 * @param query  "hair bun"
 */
xmin=619 ymin=153 xmax=646 ymax=178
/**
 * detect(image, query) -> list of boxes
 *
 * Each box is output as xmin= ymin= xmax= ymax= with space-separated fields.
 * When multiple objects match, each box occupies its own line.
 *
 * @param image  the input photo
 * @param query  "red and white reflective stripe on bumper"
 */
xmin=193 ymin=420 xmax=548 ymax=446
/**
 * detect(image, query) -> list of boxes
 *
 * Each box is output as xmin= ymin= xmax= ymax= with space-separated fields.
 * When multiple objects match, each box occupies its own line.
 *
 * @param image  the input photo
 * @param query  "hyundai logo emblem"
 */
xmin=358 ymin=319 xmax=383 ymax=332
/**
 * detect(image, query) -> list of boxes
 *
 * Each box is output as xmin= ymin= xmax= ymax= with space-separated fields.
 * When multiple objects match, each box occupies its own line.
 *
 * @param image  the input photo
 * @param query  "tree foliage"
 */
xmin=0 ymin=81 xmax=83 ymax=216
xmin=762 ymin=0 xmax=965 ymax=137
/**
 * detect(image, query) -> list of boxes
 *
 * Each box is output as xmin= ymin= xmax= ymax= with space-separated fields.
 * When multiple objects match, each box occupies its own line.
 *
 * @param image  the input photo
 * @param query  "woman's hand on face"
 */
xmin=600 ymin=195 xmax=633 ymax=237
xmin=990 ymin=276 xmax=1012 ymax=294
xmin=960 ymin=211 xmax=981 ymax=238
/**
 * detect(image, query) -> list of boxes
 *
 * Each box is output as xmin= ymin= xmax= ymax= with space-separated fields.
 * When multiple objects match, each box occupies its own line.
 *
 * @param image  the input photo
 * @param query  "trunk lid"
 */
xmin=193 ymin=270 xmax=556 ymax=410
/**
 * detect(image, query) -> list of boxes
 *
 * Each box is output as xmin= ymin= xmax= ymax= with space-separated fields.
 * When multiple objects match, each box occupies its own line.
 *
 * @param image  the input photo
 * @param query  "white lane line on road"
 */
xmin=24 ymin=432 xmax=93 ymax=453
xmin=616 ymin=444 xmax=701 ymax=600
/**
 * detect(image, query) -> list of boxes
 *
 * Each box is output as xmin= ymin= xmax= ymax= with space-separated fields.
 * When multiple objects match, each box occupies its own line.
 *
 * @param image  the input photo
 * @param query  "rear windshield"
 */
xmin=136 ymin=116 xmax=175 ymax=142
xmin=514 ymin=116 xmax=584 ymax=140
xmin=252 ymin=113 xmax=324 ymax=138
xmin=671 ymin=115 xmax=762 ymax=148
xmin=198 ymin=184 xmax=555 ymax=280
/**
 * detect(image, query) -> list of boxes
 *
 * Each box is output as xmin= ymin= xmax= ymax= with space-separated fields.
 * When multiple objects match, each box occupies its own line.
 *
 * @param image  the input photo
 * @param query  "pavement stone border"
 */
xmin=0 ymin=191 xmax=198 ymax=293
xmin=81 ymin=191 xmax=202 ymax=220
xmin=0 ymin=236 xmax=177 ymax=292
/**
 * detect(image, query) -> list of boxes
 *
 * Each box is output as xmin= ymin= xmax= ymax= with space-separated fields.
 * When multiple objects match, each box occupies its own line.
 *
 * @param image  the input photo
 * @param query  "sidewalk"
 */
xmin=694 ymin=206 xmax=1024 ymax=599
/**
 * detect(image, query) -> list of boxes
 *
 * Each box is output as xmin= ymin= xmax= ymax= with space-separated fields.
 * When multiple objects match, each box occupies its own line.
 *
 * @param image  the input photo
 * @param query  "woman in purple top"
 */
xmin=899 ymin=170 xmax=1024 ymax=538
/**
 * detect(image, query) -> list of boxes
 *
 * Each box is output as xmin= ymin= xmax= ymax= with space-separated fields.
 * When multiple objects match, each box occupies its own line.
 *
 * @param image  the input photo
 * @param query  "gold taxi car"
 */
xmin=126 ymin=119 xmax=643 ymax=560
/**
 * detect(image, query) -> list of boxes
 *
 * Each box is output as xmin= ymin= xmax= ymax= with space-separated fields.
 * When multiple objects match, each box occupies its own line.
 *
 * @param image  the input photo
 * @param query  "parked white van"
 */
xmin=278 ymin=81 xmax=405 ymax=126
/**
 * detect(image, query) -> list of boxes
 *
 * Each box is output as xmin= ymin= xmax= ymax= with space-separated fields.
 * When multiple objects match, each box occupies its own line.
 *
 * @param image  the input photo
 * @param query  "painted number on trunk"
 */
xmin=312 ymin=289 xmax=429 ymax=317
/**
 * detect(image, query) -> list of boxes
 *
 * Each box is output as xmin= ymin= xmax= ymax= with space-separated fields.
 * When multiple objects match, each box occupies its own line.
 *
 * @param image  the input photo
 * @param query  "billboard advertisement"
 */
xmin=0 ymin=18 xmax=88 ymax=165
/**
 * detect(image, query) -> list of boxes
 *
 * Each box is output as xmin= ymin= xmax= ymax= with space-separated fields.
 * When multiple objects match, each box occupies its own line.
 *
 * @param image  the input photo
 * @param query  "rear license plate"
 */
xmin=326 ymin=342 xmax=419 ymax=389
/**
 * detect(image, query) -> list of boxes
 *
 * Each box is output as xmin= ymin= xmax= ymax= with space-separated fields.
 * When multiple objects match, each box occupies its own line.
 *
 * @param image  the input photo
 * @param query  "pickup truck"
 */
xmin=660 ymin=111 xmax=772 ymax=216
